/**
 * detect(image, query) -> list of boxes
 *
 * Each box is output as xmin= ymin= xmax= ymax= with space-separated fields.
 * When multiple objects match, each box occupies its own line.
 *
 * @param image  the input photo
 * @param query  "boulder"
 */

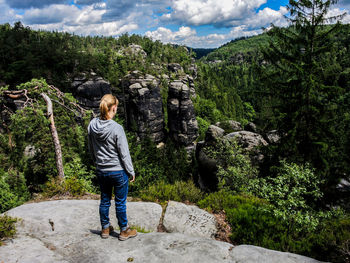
xmin=205 ymin=125 xmax=225 ymax=142
xmin=72 ymin=74 xmax=111 ymax=113
xmin=120 ymin=44 xmax=147 ymax=59
xmin=163 ymin=201 xmax=218 ymax=239
xmin=168 ymin=63 xmax=184 ymax=73
xmin=215 ymin=120 xmax=243 ymax=132
xmin=224 ymin=131 xmax=268 ymax=151
xmin=196 ymin=128 xmax=269 ymax=191
xmin=245 ymin=122 xmax=257 ymax=133
xmin=266 ymin=130 xmax=281 ymax=144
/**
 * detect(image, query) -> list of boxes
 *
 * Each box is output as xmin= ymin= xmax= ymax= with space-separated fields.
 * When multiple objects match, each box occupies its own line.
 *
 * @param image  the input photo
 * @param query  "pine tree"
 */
xmin=261 ymin=0 xmax=346 ymax=183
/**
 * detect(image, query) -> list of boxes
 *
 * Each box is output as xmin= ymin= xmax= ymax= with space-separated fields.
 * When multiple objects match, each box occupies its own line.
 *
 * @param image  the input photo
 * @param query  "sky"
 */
xmin=0 ymin=0 xmax=350 ymax=48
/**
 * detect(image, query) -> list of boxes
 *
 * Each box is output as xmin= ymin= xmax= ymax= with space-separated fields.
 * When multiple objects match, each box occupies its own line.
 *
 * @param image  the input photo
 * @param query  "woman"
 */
xmin=88 ymin=94 xmax=137 ymax=240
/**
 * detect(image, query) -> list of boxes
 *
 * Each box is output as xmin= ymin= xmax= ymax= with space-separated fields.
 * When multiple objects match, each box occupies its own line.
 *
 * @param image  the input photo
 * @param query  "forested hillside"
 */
xmin=1 ymin=0 xmax=350 ymax=260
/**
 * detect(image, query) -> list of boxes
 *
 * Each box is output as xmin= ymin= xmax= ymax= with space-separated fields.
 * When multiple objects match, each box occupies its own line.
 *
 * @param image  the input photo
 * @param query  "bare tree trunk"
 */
xmin=41 ymin=93 xmax=65 ymax=180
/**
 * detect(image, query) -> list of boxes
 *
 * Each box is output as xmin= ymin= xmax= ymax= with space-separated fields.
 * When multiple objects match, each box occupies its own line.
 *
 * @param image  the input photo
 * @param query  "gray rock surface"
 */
xmin=224 ymin=130 xmax=268 ymax=151
xmin=215 ymin=120 xmax=243 ymax=132
xmin=121 ymin=71 xmax=164 ymax=142
xmin=120 ymin=44 xmax=147 ymax=59
xmin=167 ymin=80 xmax=198 ymax=146
xmin=72 ymin=73 xmax=111 ymax=114
xmin=163 ymin=201 xmax=217 ymax=239
xmin=266 ymin=130 xmax=281 ymax=144
xmin=0 ymin=200 xmax=323 ymax=263
xmin=205 ymin=125 xmax=225 ymax=142
xmin=231 ymin=245 xmax=322 ymax=263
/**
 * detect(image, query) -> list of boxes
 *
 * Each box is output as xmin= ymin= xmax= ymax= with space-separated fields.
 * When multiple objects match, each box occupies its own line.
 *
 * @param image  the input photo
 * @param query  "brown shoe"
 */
xmin=119 ymin=227 xmax=137 ymax=241
xmin=101 ymin=225 xmax=114 ymax=239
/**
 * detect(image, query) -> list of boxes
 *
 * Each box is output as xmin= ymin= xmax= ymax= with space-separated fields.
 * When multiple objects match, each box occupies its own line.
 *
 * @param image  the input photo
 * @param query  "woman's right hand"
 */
xmin=130 ymin=174 xmax=135 ymax=183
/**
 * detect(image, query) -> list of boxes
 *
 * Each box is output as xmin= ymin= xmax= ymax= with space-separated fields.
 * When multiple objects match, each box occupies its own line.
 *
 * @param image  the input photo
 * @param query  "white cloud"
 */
xmin=244 ymin=6 xmax=288 ymax=28
xmin=0 ymin=0 xmax=21 ymax=24
xmin=161 ymin=0 xmax=267 ymax=27
xmin=23 ymin=4 xmax=80 ymax=25
xmin=146 ymin=25 xmax=262 ymax=48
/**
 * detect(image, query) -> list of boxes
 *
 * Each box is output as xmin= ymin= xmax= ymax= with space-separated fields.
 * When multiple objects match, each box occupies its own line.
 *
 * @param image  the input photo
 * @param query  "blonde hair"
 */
xmin=99 ymin=94 xmax=119 ymax=120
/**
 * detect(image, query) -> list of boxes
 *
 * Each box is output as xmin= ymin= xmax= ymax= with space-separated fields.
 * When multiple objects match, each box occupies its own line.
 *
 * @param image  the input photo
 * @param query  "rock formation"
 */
xmin=196 ymin=122 xmax=268 ymax=191
xmin=119 ymin=44 xmax=147 ymax=59
xmin=72 ymin=73 xmax=111 ymax=114
xmin=121 ymin=71 xmax=164 ymax=143
xmin=167 ymin=80 xmax=198 ymax=146
xmin=0 ymin=200 xmax=323 ymax=263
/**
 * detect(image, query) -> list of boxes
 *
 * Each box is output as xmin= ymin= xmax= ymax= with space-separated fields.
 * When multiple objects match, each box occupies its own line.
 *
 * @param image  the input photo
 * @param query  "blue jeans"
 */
xmin=96 ymin=170 xmax=129 ymax=231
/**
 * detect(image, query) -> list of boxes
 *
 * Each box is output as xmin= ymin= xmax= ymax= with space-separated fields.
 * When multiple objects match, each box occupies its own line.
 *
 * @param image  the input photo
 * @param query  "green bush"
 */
xmin=129 ymin=137 xmax=192 ymax=194
xmin=203 ymin=138 xmax=257 ymax=193
xmin=196 ymin=116 xmax=210 ymax=141
xmin=306 ymin=216 xmax=350 ymax=263
xmin=63 ymin=157 xmax=96 ymax=194
xmin=140 ymin=180 xmax=206 ymax=203
xmin=0 ymin=169 xmax=30 ymax=213
xmin=42 ymin=175 xmax=89 ymax=197
xmin=248 ymin=160 xmax=327 ymax=232
xmin=0 ymin=214 xmax=17 ymax=245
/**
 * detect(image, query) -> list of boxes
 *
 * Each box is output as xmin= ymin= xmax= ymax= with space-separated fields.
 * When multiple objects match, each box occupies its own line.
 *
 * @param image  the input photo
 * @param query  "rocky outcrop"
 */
xmin=196 ymin=123 xmax=268 ymax=191
xmin=224 ymin=131 xmax=268 ymax=151
xmin=168 ymin=80 xmax=198 ymax=146
xmin=1 ymin=200 xmax=323 ymax=263
xmin=205 ymin=125 xmax=225 ymax=142
xmin=266 ymin=130 xmax=281 ymax=144
xmin=119 ymin=44 xmax=147 ymax=59
xmin=215 ymin=120 xmax=243 ymax=133
xmin=163 ymin=201 xmax=217 ymax=239
xmin=121 ymin=71 xmax=164 ymax=143
xmin=72 ymin=73 xmax=111 ymax=114
xmin=168 ymin=63 xmax=184 ymax=73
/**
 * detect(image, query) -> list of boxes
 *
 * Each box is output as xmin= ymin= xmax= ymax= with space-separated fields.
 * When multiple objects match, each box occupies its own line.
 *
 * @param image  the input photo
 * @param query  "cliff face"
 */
xmin=121 ymin=71 xmax=165 ymax=143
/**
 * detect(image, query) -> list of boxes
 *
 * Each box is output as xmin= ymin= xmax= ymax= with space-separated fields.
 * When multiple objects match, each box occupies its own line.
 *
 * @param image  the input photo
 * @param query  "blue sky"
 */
xmin=0 ymin=0 xmax=349 ymax=48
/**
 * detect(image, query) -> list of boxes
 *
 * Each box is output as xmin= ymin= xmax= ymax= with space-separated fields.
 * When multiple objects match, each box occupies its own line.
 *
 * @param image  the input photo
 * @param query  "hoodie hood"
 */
xmin=89 ymin=118 xmax=114 ymax=141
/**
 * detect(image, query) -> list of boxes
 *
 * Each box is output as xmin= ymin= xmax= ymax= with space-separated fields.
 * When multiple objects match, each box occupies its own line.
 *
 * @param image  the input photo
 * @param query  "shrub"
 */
xmin=63 ymin=157 xmax=96 ymax=194
xmin=0 ymin=214 xmax=17 ymax=245
xmin=248 ymin=160 xmax=326 ymax=232
xmin=203 ymin=138 xmax=257 ymax=193
xmin=198 ymin=191 xmax=287 ymax=249
xmin=140 ymin=180 xmax=206 ymax=203
xmin=0 ymin=169 xmax=30 ymax=213
xmin=196 ymin=116 xmax=210 ymax=141
xmin=129 ymin=137 xmax=192 ymax=194
xmin=42 ymin=176 xmax=88 ymax=197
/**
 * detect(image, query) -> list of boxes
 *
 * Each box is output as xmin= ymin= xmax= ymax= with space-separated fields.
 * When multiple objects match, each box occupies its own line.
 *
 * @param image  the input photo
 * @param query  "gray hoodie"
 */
xmin=87 ymin=117 xmax=135 ymax=176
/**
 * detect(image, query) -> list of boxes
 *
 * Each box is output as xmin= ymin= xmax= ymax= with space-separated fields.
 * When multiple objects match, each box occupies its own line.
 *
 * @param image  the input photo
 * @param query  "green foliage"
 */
xmin=0 ymin=169 xmax=29 ymax=213
xmin=42 ymin=176 xmax=87 ymax=197
xmin=203 ymin=138 xmax=257 ymax=193
xmin=0 ymin=214 xmax=17 ymax=245
xmin=249 ymin=161 xmax=325 ymax=231
xmin=129 ymin=137 xmax=193 ymax=194
xmin=0 ymin=23 xmax=194 ymax=91
xmin=259 ymin=0 xmax=348 ymax=185
xmin=0 ymin=78 xmax=94 ymax=193
xmin=64 ymin=157 xmax=96 ymax=194
xmin=196 ymin=116 xmax=210 ymax=141
xmin=140 ymin=180 xmax=205 ymax=203
xmin=306 ymin=216 xmax=350 ymax=263
xmin=198 ymin=190 xmax=349 ymax=262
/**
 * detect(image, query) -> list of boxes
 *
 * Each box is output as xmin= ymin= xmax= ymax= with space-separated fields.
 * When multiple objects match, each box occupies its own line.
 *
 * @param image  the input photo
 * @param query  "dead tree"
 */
xmin=41 ymin=93 xmax=65 ymax=180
